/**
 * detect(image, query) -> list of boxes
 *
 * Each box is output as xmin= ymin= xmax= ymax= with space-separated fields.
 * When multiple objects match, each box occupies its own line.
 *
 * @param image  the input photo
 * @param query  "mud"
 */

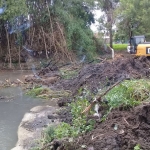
xmin=24 ymin=55 xmax=150 ymax=150
xmin=25 ymin=56 xmax=150 ymax=94
xmin=55 ymin=56 xmax=150 ymax=95
xmin=63 ymin=103 xmax=150 ymax=150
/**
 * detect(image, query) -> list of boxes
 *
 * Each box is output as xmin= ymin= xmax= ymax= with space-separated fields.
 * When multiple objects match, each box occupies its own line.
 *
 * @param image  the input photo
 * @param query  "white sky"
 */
xmin=90 ymin=10 xmax=116 ymax=33
xmin=90 ymin=10 xmax=103 ymax=32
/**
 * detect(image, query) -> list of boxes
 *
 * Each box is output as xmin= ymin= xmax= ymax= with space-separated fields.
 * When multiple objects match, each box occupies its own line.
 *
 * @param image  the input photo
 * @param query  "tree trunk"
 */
xmin=18 ymin=46 xmax=22 ymax=70
xmin=109 ymin=28 xmax=113 ymax=48
xmin=6 ymin=29 xmax=12 ymax=68
xmin=41 ymin=27 xmax=49 ymax=59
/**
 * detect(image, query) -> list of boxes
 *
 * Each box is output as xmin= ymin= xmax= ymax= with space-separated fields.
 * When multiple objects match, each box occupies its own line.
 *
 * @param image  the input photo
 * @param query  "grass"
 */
xmin=26 ymin=86 xmax=48 ymax=97
xmin=113 ymin=44 xmax=128 ymax=51
xmin=26 ymin=86 xmax=70 ymax=99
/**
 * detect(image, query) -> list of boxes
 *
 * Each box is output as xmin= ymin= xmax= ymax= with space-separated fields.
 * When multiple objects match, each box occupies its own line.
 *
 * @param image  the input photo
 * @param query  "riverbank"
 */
xmin=2 ymin=52 xmax=150 ymax=150
xmin=13 ymin=54 xmax=149 ymax=150
xmin=11 ymin=105 xmax=60 ymax=150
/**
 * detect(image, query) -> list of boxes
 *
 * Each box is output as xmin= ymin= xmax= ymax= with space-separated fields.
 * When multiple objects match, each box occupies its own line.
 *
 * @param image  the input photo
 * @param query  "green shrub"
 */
xmin=42 ymin=89 xmax=95 ymax=145
xmin=105 ymin=79 xmax=150 ymax=109
xmin=134 ymin=144 xmax=141 ymax=150
xmin=43 ymin=98 xmax=95 ymax=142
xmin=26 ymin=87 xmax=46 ymax=97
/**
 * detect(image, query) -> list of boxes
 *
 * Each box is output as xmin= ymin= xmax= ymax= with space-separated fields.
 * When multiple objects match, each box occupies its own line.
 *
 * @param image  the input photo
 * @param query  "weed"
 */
xmin=105 ymin=79 xmax=150 ymax=109
xmin=41 ymin=88 xmax=95 ymax=146
xmin=134 ymin=144 xmax=141 ymax=150
xmin=26 ymin=86 xmax=48 ymax=97
xmin=26 ymin=86 xmax=70 ymax=99
xmin=42 ymin=98 xmax=95 ymax=142
xmin=42 ymin=126 xmax=55 ymax=144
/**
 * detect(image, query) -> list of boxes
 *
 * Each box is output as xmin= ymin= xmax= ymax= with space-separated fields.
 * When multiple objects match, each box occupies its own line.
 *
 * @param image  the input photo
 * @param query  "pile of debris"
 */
xmin=54 ymin=56 xmax=150 ymax=94
xmin=66 ymin=103 xmax=150 ymax=150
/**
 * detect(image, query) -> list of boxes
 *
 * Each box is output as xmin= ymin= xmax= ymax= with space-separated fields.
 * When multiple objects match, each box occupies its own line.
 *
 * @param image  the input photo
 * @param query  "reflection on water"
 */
xmin=0 ymin=71 xmax=44 ymax=150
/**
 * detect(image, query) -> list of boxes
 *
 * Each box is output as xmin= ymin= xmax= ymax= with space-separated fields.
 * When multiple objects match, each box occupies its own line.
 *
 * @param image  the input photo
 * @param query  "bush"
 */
xmin=105 ymin=79 xmax=150 ymax=109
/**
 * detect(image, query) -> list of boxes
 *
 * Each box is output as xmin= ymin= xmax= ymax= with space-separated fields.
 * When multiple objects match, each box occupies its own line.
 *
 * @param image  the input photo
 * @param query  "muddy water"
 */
xmin=0 ymin=70 xmax=47 ymax=150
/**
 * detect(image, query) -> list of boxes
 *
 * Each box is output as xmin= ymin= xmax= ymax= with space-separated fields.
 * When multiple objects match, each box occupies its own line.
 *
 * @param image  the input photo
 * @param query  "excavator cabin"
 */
xmin=127 ymin=35 xmax=150 ymax=56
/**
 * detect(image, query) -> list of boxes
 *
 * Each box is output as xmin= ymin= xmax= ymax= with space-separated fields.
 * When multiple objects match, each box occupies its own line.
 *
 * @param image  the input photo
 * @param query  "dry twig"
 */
xmin=82 ymin=78 xmax=125 ymax=114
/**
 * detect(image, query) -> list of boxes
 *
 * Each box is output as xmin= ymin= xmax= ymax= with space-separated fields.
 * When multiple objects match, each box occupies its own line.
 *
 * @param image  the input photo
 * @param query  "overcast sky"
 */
xmin=90 ymin=10 xmax=103 ymax=32
xmin=90 ymin=9 xmax=116 ymax=33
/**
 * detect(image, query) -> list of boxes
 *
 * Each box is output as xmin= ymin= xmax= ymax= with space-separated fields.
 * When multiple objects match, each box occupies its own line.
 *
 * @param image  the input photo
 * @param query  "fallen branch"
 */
xmin=82 ymin=78 xmax=125 ymax=115
xmin=123 ymin=117 xmax=130 ymax=126
xmin=17 ymin=79 xmax=24 ymax=84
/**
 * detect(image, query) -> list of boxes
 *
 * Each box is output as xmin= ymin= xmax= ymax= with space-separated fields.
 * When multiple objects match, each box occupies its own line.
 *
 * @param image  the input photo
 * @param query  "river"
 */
xmin=0 ymin=70 xmax=45 ymax=150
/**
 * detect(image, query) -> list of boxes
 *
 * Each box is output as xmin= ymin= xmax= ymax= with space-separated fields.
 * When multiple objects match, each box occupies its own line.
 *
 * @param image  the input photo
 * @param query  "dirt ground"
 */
xmin=56 ymin=55 xmax=150 ymax=95
xmin=24 ymin=51 xmax=150 ymax=150
xmin=64 ymin=103 xmax=150 ymax=150
xmin=36 ymin=52 xmax=150 ymax=95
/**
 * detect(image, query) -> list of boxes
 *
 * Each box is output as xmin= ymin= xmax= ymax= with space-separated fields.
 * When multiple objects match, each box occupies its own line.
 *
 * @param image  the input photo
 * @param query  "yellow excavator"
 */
xmin=127 ymin=35 xmax=150 ymax=56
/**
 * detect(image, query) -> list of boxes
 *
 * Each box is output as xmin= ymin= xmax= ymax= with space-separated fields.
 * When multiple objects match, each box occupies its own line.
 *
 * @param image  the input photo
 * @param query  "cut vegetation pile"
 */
xmin=53 ymin=56 xmax=150 ymax=95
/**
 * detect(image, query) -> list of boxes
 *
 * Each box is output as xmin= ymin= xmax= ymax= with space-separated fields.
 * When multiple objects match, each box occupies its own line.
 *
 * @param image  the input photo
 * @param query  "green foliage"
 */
xmin=113 ymin=44 xmax=128 ymax=51
xmin=26 ymin=87 xmax=46 ymax=97
xmin=0 ymin=0 xmax=100 ymax=62
xmin=54 ymin=123 xmax=74 ymax=138
xmin=97 ymin=0 xmax=120 ymax=47
xmin=105 ymin=79 xmax=150 ymax=109
xmin=69 ymin=98 xmax=95 ymax=133
xmin=134 ymin=144 xmax=141 ymax=150
xmin=70 ymin=98 xmax=90 ymax=118
xmin=0 ymin=0 xmax=27 ymax=21
xmin=46 ymin=99 xmax=94 ymax=140
xmin=26 ymin=86 xmax=70 ymax=99
xmin=42 ymin=126 xmax=55 ymax=143
xmin=42 ymin=89 xmax=95 ymax=145
xmin=117 ymin=0 xmax=150 ymax=39
xmin=145 ymin=33 xmax=150 ymax=41
xmin=54 ymin=1 xmax=97 ymax=60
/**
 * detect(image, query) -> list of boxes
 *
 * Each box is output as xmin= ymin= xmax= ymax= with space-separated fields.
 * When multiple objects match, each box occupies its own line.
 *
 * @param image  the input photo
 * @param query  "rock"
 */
xmin=11 ymin=105 xmax=60 ymax=150
xmin=42 ymin=76 xmax=59 ymax=85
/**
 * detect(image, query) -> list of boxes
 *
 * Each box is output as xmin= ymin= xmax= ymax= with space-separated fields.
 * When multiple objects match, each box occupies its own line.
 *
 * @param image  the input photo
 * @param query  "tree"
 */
xmin=97 ymin=0 xmax=119 ymax=48
xmin=0 ymin=0 xmax=27 ymax=21
xmin=116 ymin=0 xmax=150 ymax=40
xmin=0 ymin=0 xmax=100 ymax=65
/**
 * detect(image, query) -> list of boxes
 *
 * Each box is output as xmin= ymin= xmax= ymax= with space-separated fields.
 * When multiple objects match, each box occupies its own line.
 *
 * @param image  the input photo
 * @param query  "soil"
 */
xmin=55 ymin=55 xmax=150 ymax=94
xmin=64 ymin=103 xmax=150 ymax=150
xmin=34 ymin=53 xmax=150 ymax=97
xmin=24 ymin=52 xmax=150 ymax=150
